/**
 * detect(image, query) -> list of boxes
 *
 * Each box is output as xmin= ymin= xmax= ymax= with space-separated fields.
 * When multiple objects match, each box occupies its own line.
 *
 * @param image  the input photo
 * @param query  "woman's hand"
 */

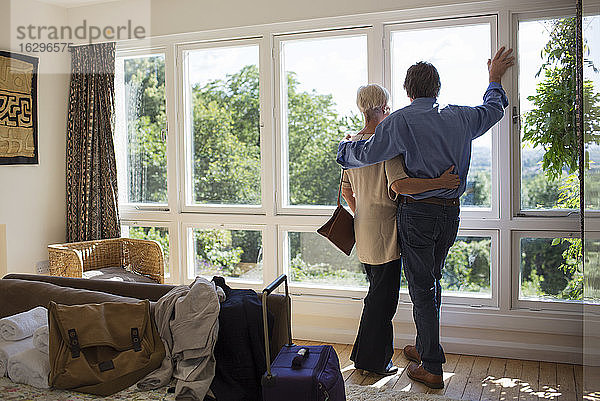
xmin=436 ymin=166 xmax=460 ymax=189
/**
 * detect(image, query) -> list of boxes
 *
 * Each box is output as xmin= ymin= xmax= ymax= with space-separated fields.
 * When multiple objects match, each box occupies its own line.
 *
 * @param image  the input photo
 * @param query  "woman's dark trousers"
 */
xmin=350 ymin=259 xmax=401 ymax=372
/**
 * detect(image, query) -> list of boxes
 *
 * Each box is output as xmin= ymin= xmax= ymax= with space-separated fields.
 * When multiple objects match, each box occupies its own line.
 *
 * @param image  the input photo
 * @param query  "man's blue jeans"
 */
xmin=397 ymin=201 xmax=460 ymax=376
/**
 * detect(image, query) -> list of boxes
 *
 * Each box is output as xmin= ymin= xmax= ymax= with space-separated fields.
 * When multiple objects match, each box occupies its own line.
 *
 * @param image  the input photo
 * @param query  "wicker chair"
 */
xmin=48 ymin=238 xmax=164 ymax=284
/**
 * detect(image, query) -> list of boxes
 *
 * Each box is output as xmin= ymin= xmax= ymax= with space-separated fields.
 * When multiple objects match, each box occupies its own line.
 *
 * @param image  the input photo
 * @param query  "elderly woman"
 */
xmin=341 ymin=84 xmax=459 ymax=376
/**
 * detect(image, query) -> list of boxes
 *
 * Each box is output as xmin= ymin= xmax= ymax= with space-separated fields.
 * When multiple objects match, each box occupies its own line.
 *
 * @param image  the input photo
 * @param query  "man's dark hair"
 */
xmin=403 ymin=62 xmax=441 ymax=99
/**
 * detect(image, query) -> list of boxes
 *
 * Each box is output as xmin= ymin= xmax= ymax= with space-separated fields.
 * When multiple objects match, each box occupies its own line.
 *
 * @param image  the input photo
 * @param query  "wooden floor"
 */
xmin=294 ymin=340 xmax=597 ymax=401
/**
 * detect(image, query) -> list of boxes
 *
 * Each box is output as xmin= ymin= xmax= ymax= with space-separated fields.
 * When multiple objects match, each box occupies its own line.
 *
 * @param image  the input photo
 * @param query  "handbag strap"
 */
xmin=337 ymin=169 xmax=345 ymax=208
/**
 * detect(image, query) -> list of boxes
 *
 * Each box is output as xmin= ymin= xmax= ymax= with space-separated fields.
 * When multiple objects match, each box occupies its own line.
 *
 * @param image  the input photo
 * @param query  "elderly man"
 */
xmin=336 ymin=47 xmax=514 ymax=389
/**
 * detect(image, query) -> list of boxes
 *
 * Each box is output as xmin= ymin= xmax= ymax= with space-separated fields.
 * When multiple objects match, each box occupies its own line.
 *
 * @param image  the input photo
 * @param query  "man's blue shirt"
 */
xmin=336 ymin=82 xmax=509 ymax=200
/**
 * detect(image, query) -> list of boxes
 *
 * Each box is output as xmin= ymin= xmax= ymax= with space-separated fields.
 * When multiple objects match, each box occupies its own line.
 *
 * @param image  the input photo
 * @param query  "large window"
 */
xmin=182 ymin=43 xmax=261 ymax=207
xmin=278 ymin=32 xmax=367 ymax=208
xmin=114 ymin=8 xmax=592 ymax=320
xmin=115 ymin=53 xmax=167 ymax=206
xmin=387 ymin=18 xmax=495 ymax=210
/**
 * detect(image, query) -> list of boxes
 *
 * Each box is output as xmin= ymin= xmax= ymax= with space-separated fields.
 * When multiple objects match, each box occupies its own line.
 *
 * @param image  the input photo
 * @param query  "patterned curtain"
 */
xmin=66 ymin=42 xmax=120 ymax=242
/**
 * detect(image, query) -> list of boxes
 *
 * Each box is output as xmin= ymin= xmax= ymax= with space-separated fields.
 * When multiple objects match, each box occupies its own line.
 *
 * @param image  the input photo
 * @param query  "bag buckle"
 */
xmin=131 ymin=328 xmax=141 ymax=352
xmin=68 ymin=329 xmax=80 ymax=358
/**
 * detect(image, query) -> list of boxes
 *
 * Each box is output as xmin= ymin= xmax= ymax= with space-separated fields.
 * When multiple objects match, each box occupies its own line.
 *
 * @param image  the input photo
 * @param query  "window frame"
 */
xmin=383 ymin=15 xmax=499 ymax=220
xmin=177 ymin=37 xmax=266 ymax=215
xmin=115 ymin=47 xmax=170 ymax=212
xmin=511 ymin=10 xmax=583 ymax=218
xmin=273 ymin=27 xmax=372 ymax=216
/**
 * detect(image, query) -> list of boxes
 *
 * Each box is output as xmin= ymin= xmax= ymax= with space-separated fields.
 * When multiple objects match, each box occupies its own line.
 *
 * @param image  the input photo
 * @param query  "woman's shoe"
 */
xmin=355 ymin=360 xmax=398 ymax=376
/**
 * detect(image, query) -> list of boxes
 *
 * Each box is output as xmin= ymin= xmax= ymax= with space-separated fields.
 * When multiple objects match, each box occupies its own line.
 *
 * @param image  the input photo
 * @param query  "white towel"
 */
xmin=7 ymin=348 xmax=50 ymax=388
xmin=0 ymin=307 xmax=48 ymax=341
xmin=33 ymin=325 xmax=48 ymax=355
xmin=0 ymin=337 xmax=34 ymax=377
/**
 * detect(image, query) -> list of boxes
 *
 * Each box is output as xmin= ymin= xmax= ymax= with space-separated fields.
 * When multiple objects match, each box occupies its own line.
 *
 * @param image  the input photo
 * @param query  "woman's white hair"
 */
xmin=356 ymin=84 xmax=390 ymax=114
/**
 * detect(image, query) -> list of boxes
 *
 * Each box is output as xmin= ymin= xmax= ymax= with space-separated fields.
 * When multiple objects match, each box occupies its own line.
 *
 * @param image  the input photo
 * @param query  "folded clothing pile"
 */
xmin=0 ymin=306 xmax=50 ymax=388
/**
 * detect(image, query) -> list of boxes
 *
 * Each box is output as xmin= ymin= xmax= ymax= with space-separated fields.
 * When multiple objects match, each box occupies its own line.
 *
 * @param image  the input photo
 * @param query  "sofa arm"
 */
xmin=48 ymin=246 xmax=84 ymax=278
xmin=123 ymin=239 xmax=165 ymax=284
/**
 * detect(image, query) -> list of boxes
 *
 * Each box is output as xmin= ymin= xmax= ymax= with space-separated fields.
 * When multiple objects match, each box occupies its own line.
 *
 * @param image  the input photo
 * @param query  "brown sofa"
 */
xmin=0 ymin=273 xmax=289 ymax=362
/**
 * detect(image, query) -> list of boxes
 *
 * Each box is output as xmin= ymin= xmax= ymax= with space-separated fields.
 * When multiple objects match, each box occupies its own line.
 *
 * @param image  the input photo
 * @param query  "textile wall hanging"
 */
xmin=0 ymin=51 xmax=38 ymax=165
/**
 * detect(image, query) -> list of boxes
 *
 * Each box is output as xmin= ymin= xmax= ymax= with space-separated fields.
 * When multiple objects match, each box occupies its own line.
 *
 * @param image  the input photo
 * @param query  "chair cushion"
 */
xmin=82 ymin=267 xmax=157 ymax=284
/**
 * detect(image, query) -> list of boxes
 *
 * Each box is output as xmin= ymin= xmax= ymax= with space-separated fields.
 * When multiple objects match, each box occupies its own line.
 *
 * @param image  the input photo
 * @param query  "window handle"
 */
xmin=512 ymin=106 xmax=519 ymax=125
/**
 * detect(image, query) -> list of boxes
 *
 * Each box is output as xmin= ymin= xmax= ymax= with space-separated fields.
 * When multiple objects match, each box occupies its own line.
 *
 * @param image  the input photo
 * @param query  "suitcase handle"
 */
xmin=262 ymin=274 xmax=294 ymax=381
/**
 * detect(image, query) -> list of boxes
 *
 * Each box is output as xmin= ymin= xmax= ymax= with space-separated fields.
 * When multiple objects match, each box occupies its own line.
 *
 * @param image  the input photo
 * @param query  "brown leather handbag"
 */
xmin=317 ymin=171 xmax=355 ymax=256
xmin=48 ymin=300 xmax=165 ymax=396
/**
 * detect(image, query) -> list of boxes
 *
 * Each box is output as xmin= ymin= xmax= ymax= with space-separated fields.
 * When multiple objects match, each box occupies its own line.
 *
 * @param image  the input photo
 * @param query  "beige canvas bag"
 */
xmin=48 ymin=300 xmax=165 ymax=396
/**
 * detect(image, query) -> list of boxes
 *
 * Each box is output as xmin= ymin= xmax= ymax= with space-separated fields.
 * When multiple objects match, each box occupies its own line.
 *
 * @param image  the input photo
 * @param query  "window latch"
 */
xmin=512 ymin=106 xmax=519 ymax=125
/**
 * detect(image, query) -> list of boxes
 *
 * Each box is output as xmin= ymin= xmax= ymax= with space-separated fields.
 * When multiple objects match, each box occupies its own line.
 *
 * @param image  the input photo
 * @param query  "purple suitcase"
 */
xmin=261 ymin=275 xmax=346 ymax=401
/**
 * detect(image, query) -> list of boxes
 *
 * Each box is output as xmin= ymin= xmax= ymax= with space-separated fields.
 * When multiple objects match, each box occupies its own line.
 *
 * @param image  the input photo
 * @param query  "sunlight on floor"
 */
xmin=443 ymin=372 xmax=455 ymax=381
xmin=341 ymin=363 xmax=355 ymax=373
xmin=369 ymin=371 xmax=401 ymax=388
xmin=482 ymin=376 xmax=563 ymax=399
xmin=584 ymin=392 xmax=600 ymax=401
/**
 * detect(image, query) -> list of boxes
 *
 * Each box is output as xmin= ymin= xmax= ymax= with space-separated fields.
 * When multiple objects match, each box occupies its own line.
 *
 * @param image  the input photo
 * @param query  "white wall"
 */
xmin=0 ymin=0 xmax=70 ymax=274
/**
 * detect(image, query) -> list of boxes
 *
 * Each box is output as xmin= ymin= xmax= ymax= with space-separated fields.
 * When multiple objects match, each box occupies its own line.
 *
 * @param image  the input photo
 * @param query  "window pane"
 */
xmin=442 ymin=236 xmax=491 ymax=295
xmin=121 ymin=225 xmax=170 ymax=277
xmin=390 ymin=23 xmax=492 ymax=208
xmin=192 ymin=228 xmax=262 ymax=281
xmin=185 ymin=45 xmax=261 ymax=205
xmin=287 ymin=232 xmax=366 ymax=288
xmin=115 ymin=55 xmax=167 ymax=204
xmin=518 ymin=18 xmax=579 ymax=210
xmin=400 ymin=236 xmax=491 ymax=297
xmin=520 ymin=237 xmax=582 ymax=302
xmin=282 ymin=35 xmax=367 ymax=206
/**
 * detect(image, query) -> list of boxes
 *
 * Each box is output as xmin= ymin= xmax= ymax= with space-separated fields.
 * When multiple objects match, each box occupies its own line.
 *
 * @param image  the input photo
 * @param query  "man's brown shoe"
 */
xmin=407 ymin=362 xmax=444 ymax=389
xmin=403 ymin=345 xmax=421 ymax=363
